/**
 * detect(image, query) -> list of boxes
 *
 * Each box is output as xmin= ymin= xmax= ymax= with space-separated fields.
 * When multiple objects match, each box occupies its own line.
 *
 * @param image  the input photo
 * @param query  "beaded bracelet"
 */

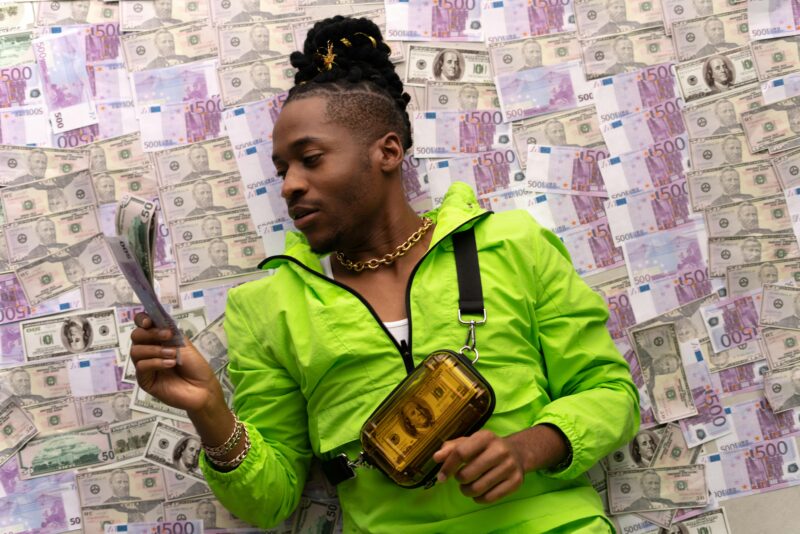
xmin=203 ymin=414 xmax=243 ymax=458
xmin=206 ymin=423 xmax=251 ymax=469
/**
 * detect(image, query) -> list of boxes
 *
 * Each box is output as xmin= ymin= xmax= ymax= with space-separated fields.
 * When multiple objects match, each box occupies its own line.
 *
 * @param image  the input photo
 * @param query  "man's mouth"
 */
xmin=289 ymin=206 xmax=320 ymax=228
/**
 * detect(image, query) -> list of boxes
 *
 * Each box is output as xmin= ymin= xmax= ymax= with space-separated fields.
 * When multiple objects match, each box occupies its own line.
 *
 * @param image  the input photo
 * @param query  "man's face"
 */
xmin=182 ymin=439 xmax=200 ymax=463
xmin=202 ymin=218 xmax=222 ymax=238
xmin=402 ymin=401 xmax=430 ymax=429
xmin=458 ymin=86 xmax=479 ymax=110
xmin=29 ymin=152 xmax=47 ymax=177
xmin=96 ymin=176 xmax=115 ymax=202
xmin=154 ymin=0 xmax=172 ymax=18
xmin=705 ymin=19 xmax=725 ymax=45
xmin=653 ymin=354 xmax=680 ymax=374
xmin=48 ymin=191 xmax=68 ymax=213
xmin=792 ymin=369 xmax=800 ymax=392
xmin=674 ymin=318 xmax=697 ymax=342
xmin=189 ymin=147 xmax=209 ymax=171
xmin=442 ymin=51 xmax=459 ymax=79
xmin=716 ymin=101 xmax=736 ymax=126
xmin=72 ymin=1 xmax=90 ymax=22
xmin=64 ymin=260 xmax=85 ymax=284
xmin=273 ymin=97 xmax=390 ymax=254
xmin=67 ymin=325 xmax=85 ymax=350
xmin=642 ymin=473 xmax=661 ymax=499
xmin=693 ymin=0 xmax=713 ymax=16
xmin=155 ymin=33 xmax=176 ymax=56
xmin=635 ymin=433 xmax=657 ymax=460
xmin=90 ymin=147 xmax=107 ymax=171
xmin=193 ymin=183 xmax=213 ymax=208
xmin=112 ymin=395 xmax=130 ymax=419
xmin=197 ymin=503 xmax=216 ymax=527
xmin=794 ymin=295 xmax=800 ymax=317
xmin=607 ymin=0 xmax=627 ymax=22
xmin=251 ymin=26 xmax=270 ymax=51
xmin=36 ymin=219 xmax=57 ymax=245
xmin=110 ymin=473 xmax=130 ymax=497
xmin=114 ymin=279 xmax=133 ymax=302
xmin=709 ymin=58 xmax=731 ymax=85
xmin=739 ymin=205 xmax=759 ymax=230
xmin=242 ymin=0 xmax=260 ymax=11
xmin=251 ymin=64 xmax=271 ymax=90
xmin=741 ymin=240 xmax=761 ymax=262
xmin=522 ymin=41 xmax=542 ymax=67
xmin=544 ymin=120 xmax=567 ymax=145
xmin=723 ymin=138 xmax=742 ymax=162
xmin=199 ymin=332 xmax=225 ymax=356
xmin=614 ymin=39 xmax=635 ymax=64
xmin=720 ymin=169 xmax=740 ymax=194
xmin=788 ymin=110 xmax=800 ymax=135
xmin=208 ymin=242 xmax=228 ymax=266
xmin=10 ymin=370 xmax=31 ymax=395
xmin=759 ymin=265 xmax=779 ymax=285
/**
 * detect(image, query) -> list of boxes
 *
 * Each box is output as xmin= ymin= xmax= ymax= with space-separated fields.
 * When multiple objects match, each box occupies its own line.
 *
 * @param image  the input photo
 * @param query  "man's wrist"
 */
xmin=505 ymin=424 xmax=570 ymax=473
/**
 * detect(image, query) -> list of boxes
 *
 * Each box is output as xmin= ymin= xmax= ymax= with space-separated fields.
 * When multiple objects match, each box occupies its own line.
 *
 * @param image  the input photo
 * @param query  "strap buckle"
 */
xmin=321 ymin=452 xmax=370 ymax=486
xmin=458 ymin=309 xmax=486 ymax=364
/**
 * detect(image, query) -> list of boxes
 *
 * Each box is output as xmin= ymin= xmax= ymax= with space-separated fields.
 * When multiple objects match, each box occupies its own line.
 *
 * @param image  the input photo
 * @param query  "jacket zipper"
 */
xmin=263 ymin=212 xmax=489 ymax=374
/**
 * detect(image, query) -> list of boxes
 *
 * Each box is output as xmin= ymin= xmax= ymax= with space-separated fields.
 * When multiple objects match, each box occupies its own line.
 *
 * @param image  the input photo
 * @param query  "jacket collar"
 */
xmin=259 ymin=181 xmax=487 ymax=272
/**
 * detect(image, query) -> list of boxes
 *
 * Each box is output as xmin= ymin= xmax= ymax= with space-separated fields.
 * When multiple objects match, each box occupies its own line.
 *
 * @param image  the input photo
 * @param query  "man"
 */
xmin=172 ymin=436 xmax=201 ymax=474
xmin=712 ymin=99 xmax=740 ymax=135
xmin=237 ymin=24 xmax=281 ymax=63
xmin=624 ymin=470 xmax=677 ymax=511
xmin=788 ymin=107 xmax=800 ymax=135
xmin=201 ymin=216 xmax=223 ymax=239
xmin=105 ymin=470 xmax=136 ymax=503
xmin=89 ymin=145 xmax=108 ymax=172
xmin=110 ymin=277 xmax=137 ymax=307
xmin=130 ymin=16 xmax=638 ymax=533
xmin=457 ymin=84 xmax=479 ymax=110
xmin=543 ymin=119 xmax=568 ymax=146
xmin=595 ymin=0 xmax=642 ymax=36
xmin=135 ymin=0 xmax=182 ymax=30
xmin=196 ymin=500 xmax=218 ymax=529
xmin=237 ymin=62 xmax=282 ymax=105
xmin=63 ymin=257 xmax=86 ymax=286
xmin=721 ymin=135 xmax=743 ymax=164
xmin=758 ymin=263 xmax=780 ymax=286
xmin=63 ymin=318 xmax=91 ymax=352
xmin=187 ymin=182 xmax=227 ymax=217
xmin=182 ymin=145 xmax=218 ymax=182
xmin=693 ymin=0 xmax=713 ymax=16
xmin=692 ymin=17 xmax=739 ymax=59
xmin=194 ymin=239 xmax=245 ymax=282
xmin=47 ymin=189 xmax=70 ymax=213
xmin=774 ymin=293 xmax=800 ymax=329
xmin=629 ymin=429 xmax=658 ymax=468
xmin=740 ymin=237 xmax=762 ymax=263
xmin=9 ymin=149 xmax=47 ymax=186
xmin=24 ymin=218 xmax=67 ymax=261
xmin=5 ymin=368 xmax=46 ymax=405
xmin=110 ymin=392 xmax=132 ymax=423
xmin=54 ymin=0 xmax=90 ymax=25
xmin=230 ymin=0 xmax=283 ymax=23
xmin=736 ymin=202 xmax=774 ymax=235
xmin=145 ymin=30 xmax=191 ymax=70
xmin=433 ymin=49 xmax=464 ymax=81
xmin=704 ymin=56 xmax=735 ymax=94
xmin=606 ymin=37 xmax=648 ymax=75
xmin=518 ymin=39 xmax=542 ymax=70
xmin=710 ymin=166 xmax=753 ymax=206
xmin=94 ymin=173 xmax=116 ymax=203
xmin=776 ymin=367 xmax=800 ymax=411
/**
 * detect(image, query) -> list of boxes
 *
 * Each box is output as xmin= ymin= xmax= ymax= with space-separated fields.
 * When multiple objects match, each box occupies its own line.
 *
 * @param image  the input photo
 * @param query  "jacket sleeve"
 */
xmin=199 ymin=287 xmax=312 ymax=529
xmin=527 ymin=217 xmax=640 ymax=480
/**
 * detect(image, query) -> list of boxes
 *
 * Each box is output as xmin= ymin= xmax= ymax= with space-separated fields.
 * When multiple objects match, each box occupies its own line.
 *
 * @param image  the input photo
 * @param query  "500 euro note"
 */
xmin=598 ymin=135 xmax=690 ymax=199
xmin=525 ymin=145 xmax=608 ymax=196
xmin=593 ymin=62 xmax=678 ymax=124
xmin=413 ymin=110 xmax=512 ymax=158
xmin=481 ymin=0 xmax=576 ymax=43
xmin=385 ymin=0 xmax=482 ymax=41
xmin=600 ymin=96 xmax=686 ymax=155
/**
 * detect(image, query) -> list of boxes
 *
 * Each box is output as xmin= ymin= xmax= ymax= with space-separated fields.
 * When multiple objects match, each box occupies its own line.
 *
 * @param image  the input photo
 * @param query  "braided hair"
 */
xmin=287 ymin=16 xmax=413 ymax=151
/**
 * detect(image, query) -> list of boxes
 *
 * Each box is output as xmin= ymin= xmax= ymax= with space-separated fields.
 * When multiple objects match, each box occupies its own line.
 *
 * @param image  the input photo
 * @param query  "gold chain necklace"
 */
xmin=334 ymin=217 xmax=434 ymax=272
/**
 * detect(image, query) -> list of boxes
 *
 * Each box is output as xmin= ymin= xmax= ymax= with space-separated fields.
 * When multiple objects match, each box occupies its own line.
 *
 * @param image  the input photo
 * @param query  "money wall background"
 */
xmin=1 ymin=0 xmax=800 ymax=533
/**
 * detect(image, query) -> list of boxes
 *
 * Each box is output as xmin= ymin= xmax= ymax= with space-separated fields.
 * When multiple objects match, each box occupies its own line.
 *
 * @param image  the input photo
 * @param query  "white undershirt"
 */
xmin=320 ymin=255 xmax=409 ymax=346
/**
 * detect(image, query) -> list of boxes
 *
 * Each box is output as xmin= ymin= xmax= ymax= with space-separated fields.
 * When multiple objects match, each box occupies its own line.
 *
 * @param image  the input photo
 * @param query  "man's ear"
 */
xmin=374 ymin=131 xmax=405 ymax=174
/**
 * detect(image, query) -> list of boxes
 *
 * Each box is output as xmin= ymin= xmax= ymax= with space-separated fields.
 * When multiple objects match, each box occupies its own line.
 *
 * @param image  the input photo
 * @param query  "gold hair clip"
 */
xmin=340 ymin=37 xmax=352 ymax=47
xmin=315 ymin=41 xmax=336 ymax=72
xmin=354 ymin=32 xmax=377 ymax=48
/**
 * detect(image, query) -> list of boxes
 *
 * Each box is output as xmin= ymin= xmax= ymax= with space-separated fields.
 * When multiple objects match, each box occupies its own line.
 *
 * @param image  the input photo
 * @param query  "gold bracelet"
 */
xmin=206 ymin=423 xmax=251 ymax=469
xmin=202 ymin=414 xmax=243 ymax=458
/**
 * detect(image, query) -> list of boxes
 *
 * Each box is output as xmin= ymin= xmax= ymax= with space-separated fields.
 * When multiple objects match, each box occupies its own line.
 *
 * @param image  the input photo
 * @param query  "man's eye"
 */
xmin=304 ymin=154 xmax=321 ymax=165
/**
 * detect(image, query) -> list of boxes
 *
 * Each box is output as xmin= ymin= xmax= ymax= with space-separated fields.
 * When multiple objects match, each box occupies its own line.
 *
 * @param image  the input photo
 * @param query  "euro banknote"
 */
xmin=425 ymin=82 xmax=499 ymax=112
xmin=592 ymin=276 xmax=639 ymax=341
xmin=232 ymin=144 xmax=291 ymax=234
xmin=406 ymin=45 xmax=491 ymax=84
xmin=592 ymin=62 xmax=678 ymax=124
xmin=580 ymin=27 xmax=676 ymax=81
xmin=700 ymin=290 xmax=761 ymax=354
xmin=526 ymin=144 xmax=608 ymax=196
xmin=131 ymin=59 xmax=219 ymax=110
xmin=220 ymin=94 xmax=285 ymax=151
xmin=687 ymin=161 xmax=781 ymax=211
xmin=175 ymin=232 xmax=264 ymax=285
xmin=763 ymin=327 xmax=800 ymax=370
xmin=558 ymin=217 xmax=625 ymax=277
xmin=485 ymin=188 xmax=607 ymax=235
xmin=715 ymin=396 xmax=800 ymax=453
xmin=487 ymin=32 xmax=581 ymax=77
xmin=765 ymin=366 xmax=800 ymax=413
xmin=413 ymin=110 xmax=512 ymax=158
xmin=512 ymin=107 xmax=605 ymax=168
xmin=607 ymin=465 xmax=707 ymax=513
xmin=726 ymin=258 xmax=800 ymax=299
xmin=481 ymin=0 xmax=576 ymax=43
xmin=158 ymin=171 xmax=246 ymax=223
xmin=86 ymin=505 xmax=165 ymax=534
xmin=671 ymin=9 xmax=749 ymax=62
xmin=1 ymin=167 xmax=97 ymax=221
xmin=121 ymin=20 xmax=218 ymax=72
xmin=674 ymin=47 xmax=758 ymax=104
xmin=748 ymin=0 xmax=800 ymax=41
xmin=604 ymin=179 xmax=695 ymax=247
xmin=762 ymin=72 xmax=800 ymax=109
xmin=710 ymin=358 xmax=770 ymax=397
xmin=680 ymin=346 xmax=733 ymax=447
xmin=681 ymin=84 xmax=762 ymax=140
xmin=105 ymin=521 xmax=203 ymax=534
xmin=598 ymin=135 xmax=690 ymax=199
xmin=427 ymin=149 xmax=524 ymax=203
xmin=0 ymin=61 xmax=43 ymax=109
xmin=704 ymin=193 xmax=793 ymax=238
xmin=574 ymin=0 xmax=663 ymax=39
xmin=87 ymin=133 xmax=153 ymax=173
xmin=216 ymin=19 xmax=304 ymax=65
xmin=137 ymin=96 xmax=226 ymax=152
xmin=120 ymin=0 xmax=209 ymax=31
xmin=495 ymin=60 xmax=594 ymax=122
xmin=152 ymin=136 xmax=237 ymax=187
xmin=0 ymin=103 xmax=51 ymax=146
xmin=384 ymin=0 xmax=481 ymax=41
xmin=601 ymin=97 xmax=686 ymax=155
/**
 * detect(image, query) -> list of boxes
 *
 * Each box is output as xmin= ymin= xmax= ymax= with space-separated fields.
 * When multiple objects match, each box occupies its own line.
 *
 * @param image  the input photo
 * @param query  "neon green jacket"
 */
xmin=200 ymin=182 xmax=640 ymax=533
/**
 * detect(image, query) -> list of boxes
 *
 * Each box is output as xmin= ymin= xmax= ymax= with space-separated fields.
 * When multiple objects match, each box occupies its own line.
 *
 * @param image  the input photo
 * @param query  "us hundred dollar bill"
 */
xmin=674 ymin=46 xmax=758 ymax=103
xmin=406 ymin=46 xmax=491 ymax=85
xmin=574 ymin=0 xmax=664 ymax=39
xmin=3 ymin=206 xmax=102 ymax=266
xmin=144 ymin=420 xmax=204 ymax=481
xmin=689 ymin=133 xmax=769 ymax=171
xmin=169 ymin=207 xmax=255 ymax=246
xmin=762 ymin=327 xmax=800 ymax=370
xmin=109 ymin=415 xmax=158 ymax=464
xmin=681 ymin=84 xmax=763 ymax=139
xmin=726 ymin=258 xmax=800 ymax=299
xmin=487 ymin=32 xmax=581 ymax=77
xmin=175 ymin=232 xmax=264 ymax=285
xmin=580 ymin=27 xmax=676 ymax=81
xmin=512 ymin=107 xmax=605 ymax=167
xmin=708 ymin=236 xmax=800 ymax=277
xmin=0 ymin=145 xmax=89 ymax=186
xmin=607 ymin=465 xmax=707 ymax=513
xmin=704 ymin=194 xmax=793 ymax=238
xmin=121 ymin=20 xmax=218 ymax=72
xmin=158 ymin=171 xmax=246 ymax=223
xmin=751 ymin=35 xmax=800 ymax=80
xmin=0 ymin=398 xmax=37 ymax=466
xmin=764 ymin=365 xmax=800 ymax=413
xmin=21 ymin=308 xmax=119 ymax=362
xmin=741 ymin=96 xmax=800 ymax=153
xmin=1 ymin=170 xmax=97 ymax=222
xmin=671 ymin=9 xmax=749 ymax=62
xmin=216 ymin=19 xmax=303 ymax=65
xmin=87 ymin=133 xmax=153 ymax=173
xmin=17 ymin=424 xmax=114 ymax=479
xmin=686 ymin=161 xmax=781 ymax=211
xmin=217 ymin=56 xmax=292 ymax=107
xmin=760 ymin=284 xmax=800 ymax=331
xmin=152 ymin=137 xmax=237 ymax=187
xmin=120 ymin=0 xmax=209 ymax=31
xmin=425 ymin=82 xmax=498 ymax=112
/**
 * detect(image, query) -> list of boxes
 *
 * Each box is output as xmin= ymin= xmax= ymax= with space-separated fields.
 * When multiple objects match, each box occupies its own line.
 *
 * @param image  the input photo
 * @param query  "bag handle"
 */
xmin=453 ymin=227 xmax=486 ymax=363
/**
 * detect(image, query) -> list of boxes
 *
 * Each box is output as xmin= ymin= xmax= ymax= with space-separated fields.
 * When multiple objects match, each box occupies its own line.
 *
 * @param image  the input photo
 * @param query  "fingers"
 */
xmin=473 ymin=476 xmax=523 ymax=504
xmin=135 ymin=357 xmax=177 ymax=374
xmin=459 ymin=455 xmax=521 ymax=499
xmin=435 ymin=431 xmax=494 ymax=482
xmin=130 ymin=344 xmax=177 ymax=363
xmin=130 ymin=325 xmax=176 ymax=346
xmin=134 ymin=313 xmax=152 ymax=328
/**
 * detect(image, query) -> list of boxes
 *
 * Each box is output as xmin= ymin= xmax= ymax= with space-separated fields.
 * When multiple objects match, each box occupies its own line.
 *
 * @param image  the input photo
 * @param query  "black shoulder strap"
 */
xmin=452 ymin=227 xmax=484 ymax=316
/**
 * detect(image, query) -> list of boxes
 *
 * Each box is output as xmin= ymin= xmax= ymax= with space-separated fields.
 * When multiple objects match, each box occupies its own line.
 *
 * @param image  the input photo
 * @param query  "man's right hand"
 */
xmin=130 ymin=312 xmax=224 ymax=415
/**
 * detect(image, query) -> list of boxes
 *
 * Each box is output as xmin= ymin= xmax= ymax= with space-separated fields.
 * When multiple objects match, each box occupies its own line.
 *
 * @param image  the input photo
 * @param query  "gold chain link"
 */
xmin=334 ymin=217 xmax=434 ymax=272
